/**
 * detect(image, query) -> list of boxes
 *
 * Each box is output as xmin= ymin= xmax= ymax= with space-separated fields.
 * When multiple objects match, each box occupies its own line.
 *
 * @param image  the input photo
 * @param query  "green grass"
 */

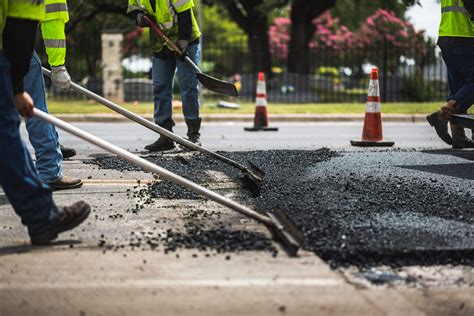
xmin=47 ymin=99 xmax=445 ymax=115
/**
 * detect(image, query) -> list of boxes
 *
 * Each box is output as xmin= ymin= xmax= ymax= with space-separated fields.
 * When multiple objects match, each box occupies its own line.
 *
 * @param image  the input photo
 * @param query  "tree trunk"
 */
xmin=224 ymin=1 xmax=272 ymax=74
xmin=287 ymin=0 xmax=336 ymax=74
xmin=247 ymin=20 xmax=272 ymax=74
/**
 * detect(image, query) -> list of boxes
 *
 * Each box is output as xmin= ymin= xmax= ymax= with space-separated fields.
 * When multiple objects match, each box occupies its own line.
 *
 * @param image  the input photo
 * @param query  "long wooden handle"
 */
xmin=143 ymin=16 xmax=182 ymax=55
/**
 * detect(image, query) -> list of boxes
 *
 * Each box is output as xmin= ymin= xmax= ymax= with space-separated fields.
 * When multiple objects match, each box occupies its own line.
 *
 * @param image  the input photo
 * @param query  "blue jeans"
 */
xmin=24 ymin=52 xmax=63 ymax=183
xmin=0 ymin=52 xmax=59 ymax=235
xmin=152 ymin=43 xmax=201 ymax=125
xmin=441 ymin=46 xmax=474 ymax=111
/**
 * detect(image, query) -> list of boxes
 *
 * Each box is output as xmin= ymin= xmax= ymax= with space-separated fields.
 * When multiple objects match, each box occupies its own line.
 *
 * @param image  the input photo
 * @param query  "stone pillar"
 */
xmin=101 ymin=32 xmax=124 ymax=101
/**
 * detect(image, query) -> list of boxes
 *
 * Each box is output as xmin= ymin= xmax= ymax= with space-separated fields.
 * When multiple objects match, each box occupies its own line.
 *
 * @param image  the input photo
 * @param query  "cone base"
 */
xmin=350 ymin=139 xmax=394 ymax=147
xmin=244 ymin=126 xmax=279 ymax=132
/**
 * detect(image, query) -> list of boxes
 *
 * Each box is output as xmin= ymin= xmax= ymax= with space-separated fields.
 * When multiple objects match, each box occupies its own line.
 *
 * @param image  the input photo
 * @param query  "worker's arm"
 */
xmin=40 ymin=0 xmax=71 ymax=90
xmin=2 ymin=18 xmax=38 ymax=116
xmin=176 ymin=9 xmax=192 ymax=56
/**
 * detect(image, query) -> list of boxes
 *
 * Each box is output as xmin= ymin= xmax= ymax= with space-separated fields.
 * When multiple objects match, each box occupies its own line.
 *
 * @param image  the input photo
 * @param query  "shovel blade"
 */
xmin=197 ymin=73 xmax=238 ymax=97
xmin=265 ymin=209 xmax=304 ymax=257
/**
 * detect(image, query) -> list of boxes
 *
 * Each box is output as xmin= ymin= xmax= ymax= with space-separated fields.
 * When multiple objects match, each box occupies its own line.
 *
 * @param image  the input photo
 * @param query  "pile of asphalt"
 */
xmin=86 ymin=149 xmax=474 ymax=268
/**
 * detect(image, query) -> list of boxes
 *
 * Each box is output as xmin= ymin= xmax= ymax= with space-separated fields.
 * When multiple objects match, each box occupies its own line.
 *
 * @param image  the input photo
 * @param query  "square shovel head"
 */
xmin=197 ymin=73 xmax=238 ymax=97
xmin=265 ymin=209 xmax=304 ymax=257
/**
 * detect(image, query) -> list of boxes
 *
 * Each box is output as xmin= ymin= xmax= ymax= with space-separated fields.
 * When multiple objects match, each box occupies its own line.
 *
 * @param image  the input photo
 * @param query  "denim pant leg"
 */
xmin=24 ymin=52 xmax=63 ymax=183
xmin=152 ymin=55 xmax=176 ymax=125
xmin=0 ymin=53 xmax=59 ymax=235
xmin=441 ymin=47 xmax=474 ymax=111
xmin=176 ymin=43 xmax=201 ymax=120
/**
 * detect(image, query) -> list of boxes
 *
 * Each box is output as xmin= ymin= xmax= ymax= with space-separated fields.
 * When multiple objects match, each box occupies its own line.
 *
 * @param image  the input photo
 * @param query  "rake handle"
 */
xmin=33 ymin=108 xmax=272 ymax=225
xmin=41 ymin=67 xmax=248 ymax=173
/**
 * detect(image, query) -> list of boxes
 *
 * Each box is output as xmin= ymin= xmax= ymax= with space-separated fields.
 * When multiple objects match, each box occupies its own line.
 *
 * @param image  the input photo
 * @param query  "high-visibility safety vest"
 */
xmin=40 ymin=0 xmax=69 ymax=66
xmin=439 ymin=0 xmax=474 ymax=37
xmin=1 ymin=0 xmax=45 ymax=49
xmin=128 ymin=0 xmax=201 ymax=53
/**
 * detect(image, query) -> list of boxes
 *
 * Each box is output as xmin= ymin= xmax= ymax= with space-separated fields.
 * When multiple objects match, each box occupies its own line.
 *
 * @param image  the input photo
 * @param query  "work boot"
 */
xmin=30 ymin=201 xmax=91 ymax=245
xmin=144 ymin=118 xmax=175 ymax=152
xmin=48 ymin=176 xmax=83 ymax=191
xmin=185 ymin=118 xmax=202 ymax=146
xmin=451 ymin=124 xmax=474 ymax=149
xmin=426 ymin=110 xmax=452 ymax=145
xmin=60 ymin=145 xmax=76 ymax=159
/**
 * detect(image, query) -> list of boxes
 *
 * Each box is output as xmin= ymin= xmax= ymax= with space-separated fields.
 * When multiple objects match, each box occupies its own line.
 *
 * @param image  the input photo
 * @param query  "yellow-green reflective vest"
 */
xmin=127 ymin=0 xmax=201 ymax=53
xmin=41 ymin=0 xmax=69 ymax=66
xmin=439 ymin=0 xmax=474 ymax=37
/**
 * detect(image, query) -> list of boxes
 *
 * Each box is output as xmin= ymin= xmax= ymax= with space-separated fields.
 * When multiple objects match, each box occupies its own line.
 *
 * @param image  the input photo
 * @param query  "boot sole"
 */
xmin=30 ymin=204 xmax=91 ymax=245
xmin=426 ymin=115 xmax=453 ymax=145
xmin=49 ymin=181 xmax=83 ymax=191
xmin=144 ymin=145 xmax=176 ymax=152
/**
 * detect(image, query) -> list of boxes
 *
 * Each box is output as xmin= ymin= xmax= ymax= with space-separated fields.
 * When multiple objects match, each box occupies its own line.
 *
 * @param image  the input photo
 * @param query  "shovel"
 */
xmin=143 ymin=15 xmax=238 ymax=97
xmin=42 ymin=67 xmax=264 ymax=191
xmin=33 ymin=108 xmax=303 ymax=256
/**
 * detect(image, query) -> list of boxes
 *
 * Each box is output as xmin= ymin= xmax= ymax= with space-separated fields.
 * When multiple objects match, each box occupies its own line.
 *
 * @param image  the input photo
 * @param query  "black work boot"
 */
xmin=451 ymin=124 xmax=474 ymax=149
xmin=30 ymin=201 xmax=91 ymax=245
xmin=60 ymin=145 xmax=76 ymax=159
xmin=185 ymin=118 xmax=202 ymax=146
xmin=144 ymin=118 xmax=176 ymax=152
xmin=426 ymin=110 xmax=452 ymax=145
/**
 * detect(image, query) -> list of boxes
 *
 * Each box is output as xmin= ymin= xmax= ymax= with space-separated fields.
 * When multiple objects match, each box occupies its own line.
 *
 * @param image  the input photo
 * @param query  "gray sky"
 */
xmin=406 ymin=0 xmax=441 ymax=40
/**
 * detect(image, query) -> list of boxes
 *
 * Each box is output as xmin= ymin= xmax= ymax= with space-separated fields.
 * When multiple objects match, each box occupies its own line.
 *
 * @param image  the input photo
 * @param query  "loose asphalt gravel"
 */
xmin=85 ymin=148 xmax=474 ymax=268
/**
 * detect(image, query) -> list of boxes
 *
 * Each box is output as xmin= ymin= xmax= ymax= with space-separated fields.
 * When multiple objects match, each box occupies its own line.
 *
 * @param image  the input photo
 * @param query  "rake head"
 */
xmin=265 ymin=209 xmax=304 ymax=257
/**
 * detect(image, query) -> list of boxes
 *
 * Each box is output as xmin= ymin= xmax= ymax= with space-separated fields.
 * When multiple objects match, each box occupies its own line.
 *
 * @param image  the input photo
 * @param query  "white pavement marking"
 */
xmin=0 ymin=278 xmax=342 ymax=290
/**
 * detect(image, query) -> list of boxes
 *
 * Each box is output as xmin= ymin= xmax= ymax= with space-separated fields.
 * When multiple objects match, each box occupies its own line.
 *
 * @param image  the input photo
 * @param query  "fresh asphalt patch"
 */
xmin=85 ymin=148 xmax=474 ymax=269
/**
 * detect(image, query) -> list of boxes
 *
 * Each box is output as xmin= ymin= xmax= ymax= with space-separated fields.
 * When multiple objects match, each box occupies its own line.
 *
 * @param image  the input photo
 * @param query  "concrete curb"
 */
xmin=55 ymin=113 xmax=428 ymax=123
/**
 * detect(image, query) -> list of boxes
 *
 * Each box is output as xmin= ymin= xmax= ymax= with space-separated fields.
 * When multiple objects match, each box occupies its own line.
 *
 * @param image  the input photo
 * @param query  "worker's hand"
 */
xmin=12 ymin=92 xmax=34 ymax=117
xmin=51 ymin=65 xmax=72 ymax=90
xmin=176 ymin=39 xmax=188 ymax=57
xmin=135 ymin=11 xmax=150 ymax=27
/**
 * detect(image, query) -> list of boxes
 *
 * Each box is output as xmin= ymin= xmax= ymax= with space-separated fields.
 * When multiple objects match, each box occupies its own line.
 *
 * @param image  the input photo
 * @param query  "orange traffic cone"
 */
xmin=351 ymin=68 xmax=394 ymax=147
xmin=244 ymin=72 xmax=278 ymax=131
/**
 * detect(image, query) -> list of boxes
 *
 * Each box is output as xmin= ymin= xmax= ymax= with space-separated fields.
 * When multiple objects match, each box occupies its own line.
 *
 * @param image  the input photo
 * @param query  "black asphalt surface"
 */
xmin=87 ymin=148 xmax=474 ymax=268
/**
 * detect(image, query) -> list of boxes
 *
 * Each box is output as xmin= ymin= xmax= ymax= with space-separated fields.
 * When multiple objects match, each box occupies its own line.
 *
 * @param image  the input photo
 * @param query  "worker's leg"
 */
xmin=152 ymin=54 xmax=176 ymax=125
xmin=24 ymin=52 xmax=63 ymax=183
xmin=145 ymin=54 xmax=177 ymax=151
xmin=0 ymin=53 xmax=59 ymax=236
xmin=177 ymin=43 xmax=201 ymax=145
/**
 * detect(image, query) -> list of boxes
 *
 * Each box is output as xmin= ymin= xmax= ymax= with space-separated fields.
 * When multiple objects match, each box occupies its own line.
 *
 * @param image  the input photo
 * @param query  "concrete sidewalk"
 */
xmin=55 ymin=113 xmax=428 ymax=123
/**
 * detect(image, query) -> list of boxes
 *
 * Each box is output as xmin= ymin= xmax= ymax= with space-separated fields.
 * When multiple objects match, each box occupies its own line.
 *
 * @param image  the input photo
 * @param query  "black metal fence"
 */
xmin=40 ymin=38 xmax=448 ymax=103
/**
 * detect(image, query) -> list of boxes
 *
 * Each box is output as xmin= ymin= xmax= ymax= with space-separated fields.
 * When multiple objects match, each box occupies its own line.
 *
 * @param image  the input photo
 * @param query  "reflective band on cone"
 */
xmin=244 ymin=72 xmax=278 ymax=132
xmin=351 ymin=68 xmax=394 ymax=147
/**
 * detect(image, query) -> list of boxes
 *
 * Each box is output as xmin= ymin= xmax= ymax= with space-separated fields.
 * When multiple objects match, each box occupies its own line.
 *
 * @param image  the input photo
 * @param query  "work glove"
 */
xmin=176 ymin=39 xmax=188 ymax=58
xmin=51 ymin=65 xmax=72 ymax=90
xmin=135 ymin=11 xmax=150 ymax=27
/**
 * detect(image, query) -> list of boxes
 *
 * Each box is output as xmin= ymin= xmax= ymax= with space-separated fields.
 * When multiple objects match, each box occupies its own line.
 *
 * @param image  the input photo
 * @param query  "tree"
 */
xmin=203 ymin=0 xmax=287 ymax=73
xmin=287 ymin=0 xmax=336 ymax=74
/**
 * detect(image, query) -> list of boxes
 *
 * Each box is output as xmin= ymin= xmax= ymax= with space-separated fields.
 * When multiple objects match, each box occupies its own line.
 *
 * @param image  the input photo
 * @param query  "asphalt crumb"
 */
xmin=86 ymin=149 xmax=474 ymax=268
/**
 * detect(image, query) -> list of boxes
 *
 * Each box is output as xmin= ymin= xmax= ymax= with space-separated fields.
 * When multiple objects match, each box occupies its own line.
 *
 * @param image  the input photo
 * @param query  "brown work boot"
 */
xmin=48 ymin=176 xmax=83 ymax=191
xmin=451 ymin=124 xmax=474 ymax=149
xmin=426 ymin=110 xmax=452 ymax=145
xmin=440 ymin=100 xmax=458 ymax=119
xmin=30 ymin=201 xmax=91 ymax=245
xmin=144 ymin=118 xmax=175 ymax=152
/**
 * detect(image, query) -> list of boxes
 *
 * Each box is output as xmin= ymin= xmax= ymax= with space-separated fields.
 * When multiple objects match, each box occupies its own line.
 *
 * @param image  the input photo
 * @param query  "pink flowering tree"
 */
xmin=355 ymin=9 xmax=427 ymax=72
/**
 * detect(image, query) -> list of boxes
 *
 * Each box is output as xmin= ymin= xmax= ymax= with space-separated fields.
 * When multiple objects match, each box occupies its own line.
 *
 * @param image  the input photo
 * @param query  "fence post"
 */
xmin=101 ymin=31 xmax=124 ymax=102
xmin=382 ymin=36 xmax=388 ymax=102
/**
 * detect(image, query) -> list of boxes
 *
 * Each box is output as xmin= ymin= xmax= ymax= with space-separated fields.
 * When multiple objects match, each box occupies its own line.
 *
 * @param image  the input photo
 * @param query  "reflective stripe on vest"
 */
xmin=44 ymin=38 xmax=66 ymax=48
xmin=45 ymin=2 xmax=67 ymax=13
xmin=439 ymin=0 xmax=474 ymax=37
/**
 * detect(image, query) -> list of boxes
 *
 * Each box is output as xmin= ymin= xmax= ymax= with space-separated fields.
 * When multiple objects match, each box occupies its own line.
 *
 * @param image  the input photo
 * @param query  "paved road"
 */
xmin=0 ymin=121 xmax=471 ymax=315
xmin=20 ymin=121 xmax=470 ymax=153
